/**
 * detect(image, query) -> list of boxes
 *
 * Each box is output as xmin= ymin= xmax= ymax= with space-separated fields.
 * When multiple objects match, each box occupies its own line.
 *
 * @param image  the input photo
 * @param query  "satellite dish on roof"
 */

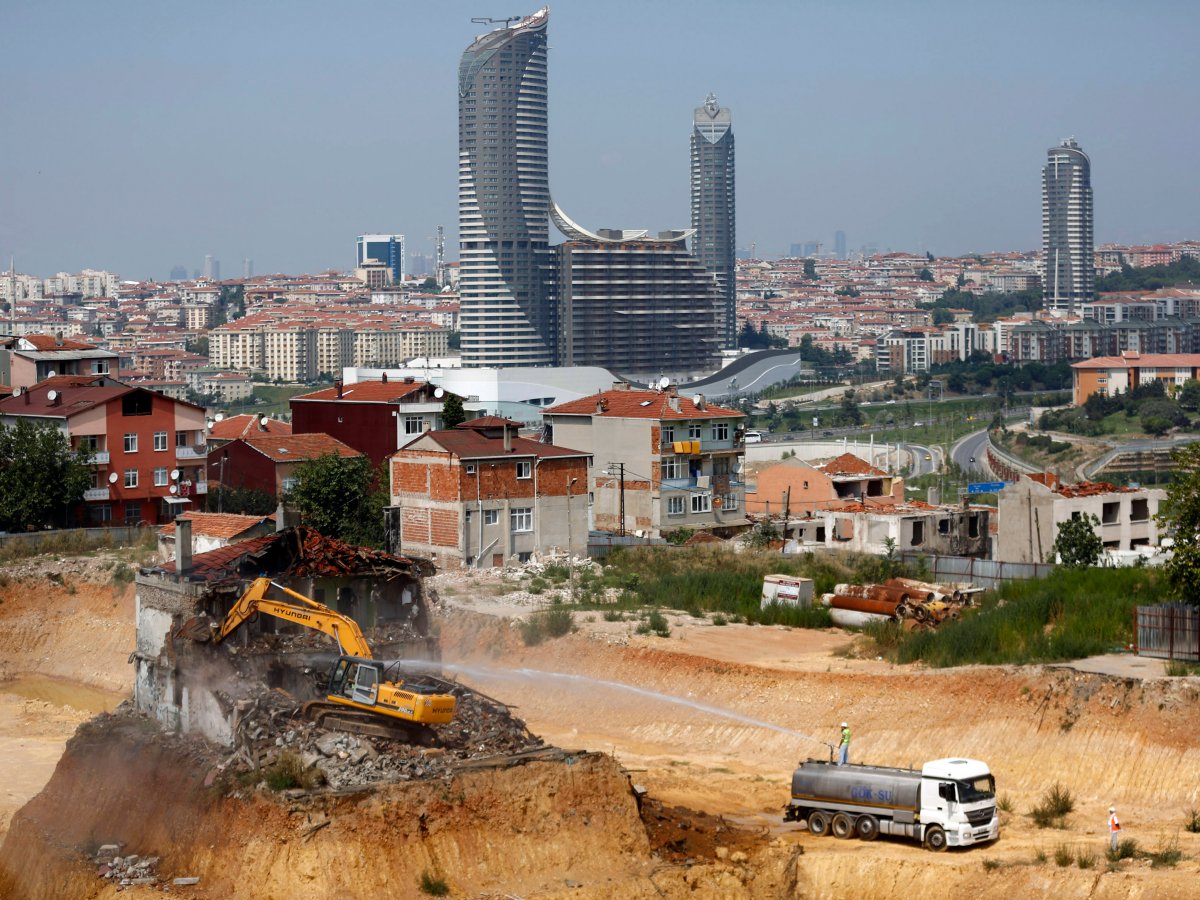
xmin=169 ymin=484 xmax=178 ymax=495
xmin=434 ymin=387 xmax=445 ymax=399
xmin=46 ymin=371 xmax=57 ymax=379
xmin=46 ymin=390 xmax=58 ymax=402
xmin=205 ymin=419 xmax=214 ymax=429
xmin=108 ymin=472 xmax=118 ymax=484
xmin=658 ymin=376 xmax=670 ymax=390
xmin=11 ymin=387 xmax=21 ymax=397
xmin=214 ymin=412 xmax=225 ymax=422
xmin=259 ymin=416 xmax=269 ymax=427
xmin=171 ymin=469 xmax=180 ymax=481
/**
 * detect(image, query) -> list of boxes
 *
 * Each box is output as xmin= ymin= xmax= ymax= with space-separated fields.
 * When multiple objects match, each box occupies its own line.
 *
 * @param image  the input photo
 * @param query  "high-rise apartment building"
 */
xmin=203 ymin=255 xmax=219 ymax=281
xmin=551 ymin=205 xmax=721 ymax=378
xmin=834 ymin=230 xmax=847 ymax=260
xmin=242 ymin=258 xmax=254 ymax=279
xmin=690 ymin=93 xmax=736 ymax=350
xmin=458 ymin=8 xmax=553 ymax=367
xmin=1042 ymin=138 xmax=1094 ymax=314
xmin=356 ymin=234 xmax=405 ymax=284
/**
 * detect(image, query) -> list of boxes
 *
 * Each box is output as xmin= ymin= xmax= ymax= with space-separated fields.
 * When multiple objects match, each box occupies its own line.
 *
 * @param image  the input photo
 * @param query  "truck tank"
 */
xmin=790 ymin=760 xmax=921 ymax=812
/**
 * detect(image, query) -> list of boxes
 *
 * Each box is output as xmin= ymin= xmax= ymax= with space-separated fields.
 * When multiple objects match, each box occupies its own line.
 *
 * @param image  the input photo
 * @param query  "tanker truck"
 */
xmin=783 ymin=757 xmax=999 ymax=851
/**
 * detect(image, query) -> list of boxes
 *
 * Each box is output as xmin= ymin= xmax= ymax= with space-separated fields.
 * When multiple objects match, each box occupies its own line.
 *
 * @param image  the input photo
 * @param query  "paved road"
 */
xmin=951 ymin=429 xmax=993 ymax=478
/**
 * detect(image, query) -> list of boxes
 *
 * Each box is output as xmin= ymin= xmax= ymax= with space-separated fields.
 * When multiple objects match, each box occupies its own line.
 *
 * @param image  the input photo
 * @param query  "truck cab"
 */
xmin=919 ymin=758 xmax=1000 ymax=847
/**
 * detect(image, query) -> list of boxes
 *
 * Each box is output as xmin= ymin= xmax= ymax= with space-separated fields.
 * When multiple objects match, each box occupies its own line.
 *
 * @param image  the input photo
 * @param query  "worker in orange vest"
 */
xmin=1108 ymin=806 xmax=1121 ymax=852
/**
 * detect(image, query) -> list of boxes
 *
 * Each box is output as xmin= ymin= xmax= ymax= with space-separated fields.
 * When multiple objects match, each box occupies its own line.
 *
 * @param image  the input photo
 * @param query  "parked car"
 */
xmin=744 ymin=431 xmax=764 ymax=444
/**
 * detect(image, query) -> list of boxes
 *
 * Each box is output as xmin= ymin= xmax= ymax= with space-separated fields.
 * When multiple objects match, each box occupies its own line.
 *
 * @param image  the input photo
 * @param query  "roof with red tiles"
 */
xmin=159 ymin=512 xmax=275 ymax=539
xmin=398 ymin=429 xmax=589 ymax=461
xmin=11 ymin=334 xmax=101 ymax=352
xmin=292 ymin=380 xmax=437 ymax=403
xmin=208 ymin=414 xmax=292 ymax=440
xmin=545 ymin=388 xmax=743 ymax=421
xmin=235 ymin=433 xmax=362 ymax=463
xmin=1071 ymin=353 xmax=1200 ymax=369
xmin=456 ymin=415 xmax=522 ymax=430
xmin=818 ymin=453 xmax=889 ymax=477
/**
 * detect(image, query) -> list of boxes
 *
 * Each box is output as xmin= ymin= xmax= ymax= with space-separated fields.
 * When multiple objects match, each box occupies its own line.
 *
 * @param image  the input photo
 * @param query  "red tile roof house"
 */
xmin=0 ymin=377 xmax=208 ymax=526
xmin=291 ymin=377 xmax=477 ymax=469
xmin=207 ymin=433 xmax=362 ymax=499
xmin=156 ymin=511 xmax=275 ymax=560
xmin=542 ymin=384 xmax=748 ymax=538
xmin=389 ymin=417 xmax=591 ymax=568
xmin=1 ymin=334 xmax=119 ymax=388
xmin=205 ymin=414 xmax=292 ymax=450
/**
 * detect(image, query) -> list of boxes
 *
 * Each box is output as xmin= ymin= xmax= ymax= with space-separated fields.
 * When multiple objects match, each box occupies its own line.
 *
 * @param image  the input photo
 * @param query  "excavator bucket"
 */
xmin=176 ymin=615 xmax=216 ymax=643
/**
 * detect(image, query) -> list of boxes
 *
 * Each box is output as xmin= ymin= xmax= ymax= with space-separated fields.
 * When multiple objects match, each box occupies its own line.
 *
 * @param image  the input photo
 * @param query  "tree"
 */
xmin=0 ymin=419 xmax=93 ymax=531
xmin=1177 ymin=379 xmax=1200 ymax=412
xmin=1048 ymin=514 xmax=1102 ymax=567
xmin=286 ymin=454 xmax=382 ymax=547
xmin=206 ymin=485 xmax=276 ymax=516
xmin=186 ymin=336 xmax=209 ymax=357
xmin=441 ymin=393 xmax=466 ymax=428
xmin=931 ymin=308 xmax=954 ymax=326
xmin=803 ymin=259 xmax=818 ymax=280
xmin=1160 ymin=443 xmax=1200 ymax=604
xmin=918 ymin=267 xmax=934 ymax=282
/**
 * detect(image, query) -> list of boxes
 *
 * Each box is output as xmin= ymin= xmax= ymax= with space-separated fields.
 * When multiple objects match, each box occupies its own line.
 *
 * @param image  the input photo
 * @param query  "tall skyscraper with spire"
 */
xmin=1042 ymin=138 xmax=1094 ymax=314
xmin=457 ymin=8 xmax=553 ymax=367
xmin=691 ymin=93 xmax=736 ymax=350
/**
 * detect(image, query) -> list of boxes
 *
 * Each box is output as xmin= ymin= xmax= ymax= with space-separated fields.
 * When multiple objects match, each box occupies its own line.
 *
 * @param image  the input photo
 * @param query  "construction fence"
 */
xmin=898 ymin=552 xmax=1055 ymax=589
xmin=1135 ymin=604 xmax=1200 ymax=662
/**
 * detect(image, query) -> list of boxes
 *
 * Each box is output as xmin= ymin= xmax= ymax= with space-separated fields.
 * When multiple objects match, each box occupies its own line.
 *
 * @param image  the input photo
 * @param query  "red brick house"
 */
xmin=389 ymin=417 xmax=590 ymax=568
xmin=0 ymin=376 xmax=208 ymax=525
xmin=291 ymin=377 xmax=477 ymax=468
xmin=208 ymin=433 xmax=362 ymax=499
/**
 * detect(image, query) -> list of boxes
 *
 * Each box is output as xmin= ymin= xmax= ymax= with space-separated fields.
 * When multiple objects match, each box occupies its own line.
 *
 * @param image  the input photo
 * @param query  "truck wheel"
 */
xmin=924 ymin=825 xmax=948 ymax=852
xmin=855 ymin=815 xmax=879 ymax=841
xmin=831 ymin=812 xmax=855 ymax=839
xmin=807 ymin=811 xmax=830 ymax=836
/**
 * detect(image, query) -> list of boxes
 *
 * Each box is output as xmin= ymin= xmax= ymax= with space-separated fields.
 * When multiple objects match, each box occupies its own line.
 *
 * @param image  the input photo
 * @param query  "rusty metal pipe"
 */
xmin=827 ymin=595 xmax=900 ymax=617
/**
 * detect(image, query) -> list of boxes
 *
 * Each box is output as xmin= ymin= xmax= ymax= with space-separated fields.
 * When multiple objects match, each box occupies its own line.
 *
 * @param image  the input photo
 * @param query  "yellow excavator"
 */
xmin=210 ymin=576 xmax=456 ymax=741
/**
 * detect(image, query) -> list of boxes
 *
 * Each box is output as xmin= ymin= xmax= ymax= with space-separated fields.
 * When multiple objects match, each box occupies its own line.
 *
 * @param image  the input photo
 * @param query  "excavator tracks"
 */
xmin=302 ymin=702 xmax=436 ymax=745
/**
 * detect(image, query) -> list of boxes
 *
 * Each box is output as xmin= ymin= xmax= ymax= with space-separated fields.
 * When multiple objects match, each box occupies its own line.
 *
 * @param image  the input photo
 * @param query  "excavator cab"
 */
xmin=327 ymin=657 xmax=382 ymax=706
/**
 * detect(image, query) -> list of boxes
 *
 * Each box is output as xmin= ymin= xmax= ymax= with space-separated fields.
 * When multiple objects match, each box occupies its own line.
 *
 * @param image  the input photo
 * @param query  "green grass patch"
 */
xmin=418 ymin=870 xmax=450 ymax=896
xmin=636 ymin=609 xmax=671 ymax=638
xmin=871 ymin=568 xmax=1157 ymax=667
xmin=1166 ymin=659 xmax=1200 ymax=676
xmin=594 ymin=545 xmax=905 ymax=628
xmin=261 ymin=750 xmax=323 ymax=792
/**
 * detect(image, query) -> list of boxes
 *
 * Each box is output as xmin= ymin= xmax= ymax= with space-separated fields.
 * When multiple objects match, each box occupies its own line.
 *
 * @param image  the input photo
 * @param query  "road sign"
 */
xmin=967 ymin=481 xmax=1007 ymax=494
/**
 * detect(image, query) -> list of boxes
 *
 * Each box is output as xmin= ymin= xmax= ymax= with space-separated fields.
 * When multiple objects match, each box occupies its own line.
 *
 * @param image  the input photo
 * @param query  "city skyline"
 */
xmin=691 ymin=93 xmax=736 ymax=350
xmin=3 ymin=1 xmax=1199 ymax=278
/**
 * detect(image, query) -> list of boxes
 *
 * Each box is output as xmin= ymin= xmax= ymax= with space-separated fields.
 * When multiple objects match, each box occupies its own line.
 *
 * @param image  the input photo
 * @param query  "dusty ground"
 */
xmin=2 ymin=555 xmax=1199 ymax=897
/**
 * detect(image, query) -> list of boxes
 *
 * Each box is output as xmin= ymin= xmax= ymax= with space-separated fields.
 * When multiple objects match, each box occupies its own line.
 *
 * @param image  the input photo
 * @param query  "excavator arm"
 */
xmin=213 ymin=576 xmax=374 ymax=659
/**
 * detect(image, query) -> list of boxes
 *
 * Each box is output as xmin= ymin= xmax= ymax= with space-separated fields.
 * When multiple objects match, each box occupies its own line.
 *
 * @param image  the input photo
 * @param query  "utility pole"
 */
xmin=607 ymin=461 xmax=626 ymax=537
xmin=566 ymin=477 xmax=577 ymax=601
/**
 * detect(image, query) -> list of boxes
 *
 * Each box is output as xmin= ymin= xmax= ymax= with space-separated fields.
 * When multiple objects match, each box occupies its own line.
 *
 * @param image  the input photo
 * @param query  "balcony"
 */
xmin=88 ymin=451 xmax=110 ymax=464
xmin=176 ymin=445 xmax=207 ymax=460
xmin=83 ymin=487 xmax=110 ymax=501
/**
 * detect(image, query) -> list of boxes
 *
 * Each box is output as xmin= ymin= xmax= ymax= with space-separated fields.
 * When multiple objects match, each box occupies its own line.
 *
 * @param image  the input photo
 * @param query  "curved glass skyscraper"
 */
xmin=458 ymin=8 xmax=553 ymax=367
xmin=691 ymin=94 xmax=736 ymax=350
xmin=1042 ymin=138 xmax=1094 ymax=315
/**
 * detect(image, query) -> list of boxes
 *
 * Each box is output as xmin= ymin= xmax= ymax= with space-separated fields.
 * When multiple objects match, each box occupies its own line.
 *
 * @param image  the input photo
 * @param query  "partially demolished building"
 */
xmin=133 ymin=523 xmax=437 ymax=744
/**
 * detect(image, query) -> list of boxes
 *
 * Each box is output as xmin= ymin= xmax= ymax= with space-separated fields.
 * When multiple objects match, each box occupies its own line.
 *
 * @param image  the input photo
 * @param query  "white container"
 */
xmin=761 ymin=574 xmax=814 ymax=610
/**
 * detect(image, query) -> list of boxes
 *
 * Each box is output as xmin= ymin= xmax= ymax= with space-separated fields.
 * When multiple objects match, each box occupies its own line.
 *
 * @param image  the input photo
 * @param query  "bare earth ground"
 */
xmin=2 ymin=556 xmax=1199 ymax=897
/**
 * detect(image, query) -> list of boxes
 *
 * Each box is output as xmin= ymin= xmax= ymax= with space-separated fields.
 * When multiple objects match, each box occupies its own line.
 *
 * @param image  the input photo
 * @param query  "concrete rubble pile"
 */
xmin=217 ymin=679 xmax=546 ymax=791
xmin=91 ymin=845 xmax=160 ymax=889
xmin=819 ymin=577 xmax=984 ymax=630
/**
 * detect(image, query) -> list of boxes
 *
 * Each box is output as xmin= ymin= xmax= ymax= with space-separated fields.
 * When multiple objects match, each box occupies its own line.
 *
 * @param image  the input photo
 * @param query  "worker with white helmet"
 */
xmin=837 ymin=721 xmax=851 ymax=766
xmin=1108 ymin=806 xmax=1121 ymax=852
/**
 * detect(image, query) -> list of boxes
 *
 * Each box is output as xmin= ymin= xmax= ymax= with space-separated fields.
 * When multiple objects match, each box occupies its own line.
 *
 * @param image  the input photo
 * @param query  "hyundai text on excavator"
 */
xmin=208 ymin=576 xmax=456 ymax=741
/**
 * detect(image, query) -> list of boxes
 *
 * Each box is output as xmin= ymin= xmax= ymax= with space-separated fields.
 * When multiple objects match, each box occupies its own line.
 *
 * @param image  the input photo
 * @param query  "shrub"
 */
xmin=981 ymin=857 xmax=1002 ymax=871
xmin=1076 ymin=849 xmax=1096 ymax=869
xmin=602 ymin=609 xmax=624 ymax=622
xmin=540 ymin=564 xmax=570 ymax=583
xmin=1185 ymin=807 xmax=1200 ymax=833
xmin=111 ymin=562 xmax=135 ymax=586
xmin=419 ymin=870 xmax=450 ymax=896
xmin=1149 ymin=835 xmax=1182 ymax=868
xmin=711 ymin=614 xmax=728 ymax=626
xmin=996 ymin=793 xmax=1014 ymax=813
xmin=518 ymin=607 xmax=575 ymax=646
xmin=636 ymin=609 xmax=670 ymax=638
xmin=1030 ymin=783 xmax=1074 ymax=829
xmin=262 ymin=750 xmax=321 ymax=791
xmin=1166 ymin=659 xmax=1200 ymax=676
xmin=1106 ymin=838 xmax=1139 ymax=861
xmin=1033 ymin=848 xmax=1047 ymax=864
xmin=1054 ymin=844 xmax=1073 ymax=867
xmin=527 ymin=576 xmax=547 ymax=595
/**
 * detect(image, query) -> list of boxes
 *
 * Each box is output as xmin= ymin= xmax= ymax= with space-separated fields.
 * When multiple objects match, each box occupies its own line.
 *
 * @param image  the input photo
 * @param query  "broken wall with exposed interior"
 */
xmin=132 ymin=525 xmax=438 ymax=746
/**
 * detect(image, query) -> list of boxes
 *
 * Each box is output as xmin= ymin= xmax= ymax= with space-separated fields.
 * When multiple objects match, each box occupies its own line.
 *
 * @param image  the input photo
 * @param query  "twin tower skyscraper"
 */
xmin=457 ymin=8 xmax=735 ymax=369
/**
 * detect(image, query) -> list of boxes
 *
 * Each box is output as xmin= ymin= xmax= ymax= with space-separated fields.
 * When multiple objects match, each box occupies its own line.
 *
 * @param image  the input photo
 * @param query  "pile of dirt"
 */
xmin=640 ymin=797 xmax=765 ymax=864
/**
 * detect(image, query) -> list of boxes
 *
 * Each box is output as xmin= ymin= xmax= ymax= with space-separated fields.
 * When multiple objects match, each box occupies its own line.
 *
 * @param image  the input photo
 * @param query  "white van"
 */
xmin=744 ymin=431 xmax=764 ymax=444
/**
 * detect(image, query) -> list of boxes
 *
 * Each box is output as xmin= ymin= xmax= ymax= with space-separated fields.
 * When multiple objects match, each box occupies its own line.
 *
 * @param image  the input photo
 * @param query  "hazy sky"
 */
xmin=4 ymin=0 xmax=1198 ymax=279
